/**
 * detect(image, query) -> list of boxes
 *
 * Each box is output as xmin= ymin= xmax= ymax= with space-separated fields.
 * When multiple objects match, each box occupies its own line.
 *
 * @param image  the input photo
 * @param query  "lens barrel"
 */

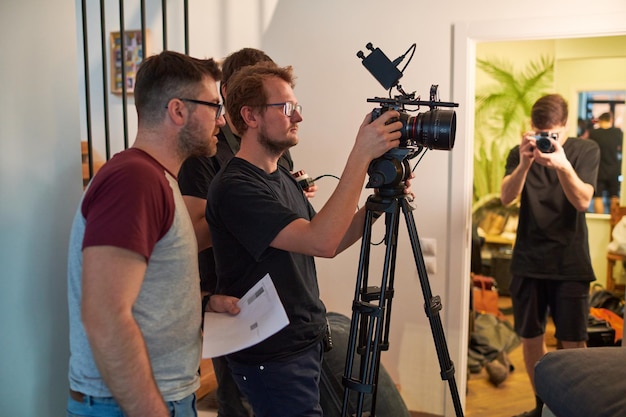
xmin=402 ymin=109 xmax=456 ymax=150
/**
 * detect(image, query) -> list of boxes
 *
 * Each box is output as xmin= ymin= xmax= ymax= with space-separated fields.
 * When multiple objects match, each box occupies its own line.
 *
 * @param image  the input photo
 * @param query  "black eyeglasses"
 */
xmin=265 ymin=102 xmax=302 ymax=117
xmin=170 ymin=98 xmax=223 ymax=120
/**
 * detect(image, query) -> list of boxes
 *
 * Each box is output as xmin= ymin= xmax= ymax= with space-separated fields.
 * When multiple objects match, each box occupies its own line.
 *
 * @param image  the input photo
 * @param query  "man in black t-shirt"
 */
xmin=501 ymin=94 xmax=600 ymax=417
xmin=588 ymin=112 xmax=623 ymax=214
xmin=206 ymin=63 xmax=405 ymax=417
xmin=178 ymin=48 xmax=316 ymax=417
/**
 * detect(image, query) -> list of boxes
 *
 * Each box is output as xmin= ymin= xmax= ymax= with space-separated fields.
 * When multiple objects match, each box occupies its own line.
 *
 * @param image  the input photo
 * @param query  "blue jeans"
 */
xmin=227 ymin=342 xmax=323 ymax=417
xmin=66 ymin=392 xmax=197 ymax=417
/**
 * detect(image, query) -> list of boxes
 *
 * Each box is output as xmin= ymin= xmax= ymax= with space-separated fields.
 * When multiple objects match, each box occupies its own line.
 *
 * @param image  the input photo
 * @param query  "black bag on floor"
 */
xmin=587 ymin=316 xmax=616 ymax=347
xmin=589 ymin=284 xmax=624 ymax=317
xmin=320 ymin=312 xmax=410 ymax=417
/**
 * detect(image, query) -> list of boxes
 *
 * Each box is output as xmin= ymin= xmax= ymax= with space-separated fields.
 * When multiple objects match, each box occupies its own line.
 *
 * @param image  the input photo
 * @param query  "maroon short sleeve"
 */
xmin=81 ymin=149 xmax=175 ymax=260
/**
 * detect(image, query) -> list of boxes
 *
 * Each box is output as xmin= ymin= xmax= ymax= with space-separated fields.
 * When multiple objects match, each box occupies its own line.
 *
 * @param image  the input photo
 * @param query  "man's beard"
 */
xmin=177 ymin=119 xmax=215 ymax=158
xmin=258 ymin=126 xmax=297 ymax=158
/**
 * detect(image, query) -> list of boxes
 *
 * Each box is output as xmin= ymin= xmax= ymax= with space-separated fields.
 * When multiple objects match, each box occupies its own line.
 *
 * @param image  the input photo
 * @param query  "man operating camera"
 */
xmin=205 ymin=62 xmax=411 ymax=417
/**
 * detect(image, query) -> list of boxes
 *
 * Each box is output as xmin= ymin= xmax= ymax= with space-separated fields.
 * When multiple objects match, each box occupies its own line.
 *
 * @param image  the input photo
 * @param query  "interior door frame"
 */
xmin=447 ymin=12 xmax=626 ymax=415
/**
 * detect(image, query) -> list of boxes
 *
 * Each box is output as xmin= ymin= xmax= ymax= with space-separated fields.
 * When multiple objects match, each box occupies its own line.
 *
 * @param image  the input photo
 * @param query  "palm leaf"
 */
xmin=472 ymin=55 xmax=554 ymax=211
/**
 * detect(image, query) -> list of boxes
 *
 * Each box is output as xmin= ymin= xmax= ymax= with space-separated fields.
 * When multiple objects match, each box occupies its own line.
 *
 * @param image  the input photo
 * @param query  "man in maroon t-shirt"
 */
xmin=67 ymin=51 xmax=240 ymax=417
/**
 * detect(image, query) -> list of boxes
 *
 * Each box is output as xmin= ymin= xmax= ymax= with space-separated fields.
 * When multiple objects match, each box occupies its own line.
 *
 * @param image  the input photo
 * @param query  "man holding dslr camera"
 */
xmin=500 ymin=94 xmax=600 ymax=417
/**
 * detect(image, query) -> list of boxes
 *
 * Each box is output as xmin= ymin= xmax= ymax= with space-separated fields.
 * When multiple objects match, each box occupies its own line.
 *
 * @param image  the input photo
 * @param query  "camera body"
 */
xmin=357 ymin=43 xmax=459 ymax=192
xmin=534 ymin=131 xmax=557 ymax=153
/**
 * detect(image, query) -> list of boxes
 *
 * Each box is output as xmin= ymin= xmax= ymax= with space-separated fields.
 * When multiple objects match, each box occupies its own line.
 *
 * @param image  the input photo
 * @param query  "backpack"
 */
xmin=320 ymin=312 xmax=410 ymax=417
xmin=589 ymin=285 xmax=624 ymax=317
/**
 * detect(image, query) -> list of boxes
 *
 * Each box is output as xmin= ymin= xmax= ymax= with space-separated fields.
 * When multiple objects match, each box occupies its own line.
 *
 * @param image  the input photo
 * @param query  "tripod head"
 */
xmin=366 ymin=147 xmax=414 ymax=197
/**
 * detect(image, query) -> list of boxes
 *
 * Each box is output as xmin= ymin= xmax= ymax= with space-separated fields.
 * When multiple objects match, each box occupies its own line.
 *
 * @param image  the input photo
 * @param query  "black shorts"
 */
xmin=595 ymin=177 xmax=620 ymax=197
xmin=510 ymin=276 xmax=590 ymax=342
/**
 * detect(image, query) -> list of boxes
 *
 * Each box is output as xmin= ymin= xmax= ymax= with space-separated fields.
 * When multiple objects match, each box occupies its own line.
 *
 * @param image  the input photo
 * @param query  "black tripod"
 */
xmin=340 ymin=189 xmax=464 ymax=417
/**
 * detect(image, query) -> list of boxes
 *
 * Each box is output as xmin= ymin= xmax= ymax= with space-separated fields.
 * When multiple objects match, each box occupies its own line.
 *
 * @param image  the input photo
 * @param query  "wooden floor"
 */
xmin=464 ymin=296 xmax=557 ymax=417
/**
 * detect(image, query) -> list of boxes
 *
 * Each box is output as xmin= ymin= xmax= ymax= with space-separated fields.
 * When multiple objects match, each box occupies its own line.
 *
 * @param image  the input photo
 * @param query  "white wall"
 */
xmin=3 ymin=1 xmax=626 ymax=416
xmin=0 ymin=0 xmax=82 ymax=415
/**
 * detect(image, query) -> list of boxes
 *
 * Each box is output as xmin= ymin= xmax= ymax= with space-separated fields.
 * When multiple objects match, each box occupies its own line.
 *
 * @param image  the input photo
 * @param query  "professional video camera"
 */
xmin=341 ymin=43 xmax=465 ymax=417
xmin=357 ymin=43 xmax=459 ymax=192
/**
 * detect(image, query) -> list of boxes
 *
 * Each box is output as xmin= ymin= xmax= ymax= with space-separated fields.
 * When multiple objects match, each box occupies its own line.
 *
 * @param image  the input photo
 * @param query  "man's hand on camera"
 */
xmin=519 ymin=131 xmax=537 ymax=169
xmin=354 ymin=110 xmax=403 ymax=161
xmin=303 ymin=183 xmax=318 ymax=199
xmin=404 ymin=173 xmax=416 ymax=201
xmin=532 ymin=139 xmax=571 ymax=172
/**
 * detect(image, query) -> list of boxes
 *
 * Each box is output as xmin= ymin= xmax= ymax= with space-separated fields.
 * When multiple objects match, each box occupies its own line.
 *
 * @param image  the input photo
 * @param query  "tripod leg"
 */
xmin=341 ymin=195 xmax=464 ymax=417
xmin=400 ymin=198 xmax=464 ymax=417
xmin=342 ymin=207 xmax=374 ymax=417
xmin=341 ymin=198 xmax=401 ymax=417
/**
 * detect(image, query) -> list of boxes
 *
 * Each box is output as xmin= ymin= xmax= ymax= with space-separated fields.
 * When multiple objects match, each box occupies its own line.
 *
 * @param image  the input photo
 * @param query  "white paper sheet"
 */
xmin=202 ymin=273 xmax=289 ymax=358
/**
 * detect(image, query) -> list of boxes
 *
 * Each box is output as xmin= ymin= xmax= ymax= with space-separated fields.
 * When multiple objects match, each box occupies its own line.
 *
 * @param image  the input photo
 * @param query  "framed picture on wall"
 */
xmin=110 ymin=30 xmax=149 ymax=94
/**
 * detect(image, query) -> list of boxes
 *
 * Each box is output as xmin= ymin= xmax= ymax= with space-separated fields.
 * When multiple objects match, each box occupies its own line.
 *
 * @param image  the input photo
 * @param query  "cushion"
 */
xmin=535 ymin=347 xmax=626 ymax=417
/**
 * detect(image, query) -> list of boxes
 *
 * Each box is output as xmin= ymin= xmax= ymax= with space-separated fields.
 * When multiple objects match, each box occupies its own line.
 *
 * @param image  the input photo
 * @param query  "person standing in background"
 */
xmin=589 ymin=112 xmax=623 ymax=213
xmin=577 ymin=117 xmax=592 ymax=139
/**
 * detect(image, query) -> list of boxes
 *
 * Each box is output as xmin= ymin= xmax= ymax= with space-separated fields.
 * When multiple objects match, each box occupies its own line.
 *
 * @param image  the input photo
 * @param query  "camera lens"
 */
xmin=402 ymin=109 xmax=456 ymax=150
xmin=534 ymin=133 xmax=555 ymax=153
xmin=536 ymin=137 xmax=554 ymax=153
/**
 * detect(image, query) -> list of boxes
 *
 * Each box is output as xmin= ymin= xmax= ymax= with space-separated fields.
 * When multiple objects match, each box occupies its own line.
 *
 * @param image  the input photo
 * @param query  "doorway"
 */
xmin=451 ymin=13 xmax=626 ymax=414
xmin=580 ymin=90 xmax=626 ymax=213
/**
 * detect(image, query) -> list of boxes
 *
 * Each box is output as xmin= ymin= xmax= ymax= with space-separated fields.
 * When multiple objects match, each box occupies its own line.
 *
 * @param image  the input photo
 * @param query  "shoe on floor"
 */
xmin=485 ymin=359 xmax=508 ymax=386
xmin=486 ymin=351 xmax=511 ymax=386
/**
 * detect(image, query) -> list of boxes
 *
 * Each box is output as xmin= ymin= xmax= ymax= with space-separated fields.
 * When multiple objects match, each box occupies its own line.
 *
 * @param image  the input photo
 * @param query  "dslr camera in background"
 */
xmin=534 ymin=131 xmax=557 ymax=153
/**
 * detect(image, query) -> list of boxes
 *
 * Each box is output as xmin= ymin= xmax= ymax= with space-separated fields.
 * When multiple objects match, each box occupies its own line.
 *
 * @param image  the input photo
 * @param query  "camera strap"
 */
xmin=221 ymin=122 xmax=241 ymax=156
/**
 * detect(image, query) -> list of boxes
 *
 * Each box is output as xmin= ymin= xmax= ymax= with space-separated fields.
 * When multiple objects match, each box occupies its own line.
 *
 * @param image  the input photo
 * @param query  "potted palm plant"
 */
xmin=473 ymin=56 xmax=554 ymax=234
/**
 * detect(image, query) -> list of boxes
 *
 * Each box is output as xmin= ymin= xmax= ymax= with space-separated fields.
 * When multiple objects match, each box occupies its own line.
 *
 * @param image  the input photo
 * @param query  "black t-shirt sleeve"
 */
xmin=571 ymin=139 xmax=600 ymax=186
xmin=178 ymin=156 xmax=215 ymax=199
xmin=211 ymin=178 xmax=300 ymax=262
xmin=504 ymin=145 xmax=521 ymax=177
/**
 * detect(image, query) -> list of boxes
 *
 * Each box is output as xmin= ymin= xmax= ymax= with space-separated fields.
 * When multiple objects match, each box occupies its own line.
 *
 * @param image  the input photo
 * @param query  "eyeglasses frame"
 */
xmin=264 ymin=101 xmax=302 ymax=118
xmin=166 ymin=97 xmax=223 ymax=120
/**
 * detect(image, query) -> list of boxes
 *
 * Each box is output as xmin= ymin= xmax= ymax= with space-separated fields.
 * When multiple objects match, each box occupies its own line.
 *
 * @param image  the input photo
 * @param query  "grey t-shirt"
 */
xmin=67 ymin=149 xmax=202 ymax=400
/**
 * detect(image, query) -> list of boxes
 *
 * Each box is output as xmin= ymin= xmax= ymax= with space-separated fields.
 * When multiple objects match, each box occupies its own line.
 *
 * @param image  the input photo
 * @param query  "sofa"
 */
xmin=535 ymin=346 xmax=626 ymax=417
